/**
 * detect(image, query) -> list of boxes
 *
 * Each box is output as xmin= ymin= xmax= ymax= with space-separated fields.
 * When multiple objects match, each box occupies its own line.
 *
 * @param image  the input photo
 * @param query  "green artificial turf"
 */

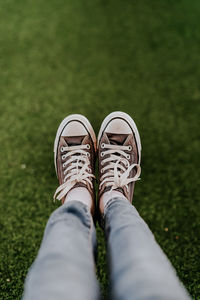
xmin=0 ymin=0 xmax=200 ymax=298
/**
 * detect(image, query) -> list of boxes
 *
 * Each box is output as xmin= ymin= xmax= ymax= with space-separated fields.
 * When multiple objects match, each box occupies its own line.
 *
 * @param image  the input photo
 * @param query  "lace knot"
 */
xmin=99 ymin=144 xmax=141 ymax=192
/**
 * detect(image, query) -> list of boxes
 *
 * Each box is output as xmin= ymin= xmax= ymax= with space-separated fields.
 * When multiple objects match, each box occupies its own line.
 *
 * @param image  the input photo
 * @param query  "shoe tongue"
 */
xmin=115 ymin=187 xmax=126 ymax=195
xmin=107 ymin=133 xmax=128 ymax=145
xmin=64 ymin=136 xmax=86 ymax=146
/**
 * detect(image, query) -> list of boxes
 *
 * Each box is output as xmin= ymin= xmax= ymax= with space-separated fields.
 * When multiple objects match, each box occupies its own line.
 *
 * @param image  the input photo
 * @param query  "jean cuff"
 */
xmin=101 ymin=197 xmax=127 ymax=228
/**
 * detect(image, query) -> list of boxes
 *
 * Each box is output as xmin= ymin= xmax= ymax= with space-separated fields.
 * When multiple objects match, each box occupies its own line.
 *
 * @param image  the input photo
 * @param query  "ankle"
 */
xmin=100 ymin=190 xmax=128 ymax=214
xmin=64 ymin=187 xmax=93 ymax=210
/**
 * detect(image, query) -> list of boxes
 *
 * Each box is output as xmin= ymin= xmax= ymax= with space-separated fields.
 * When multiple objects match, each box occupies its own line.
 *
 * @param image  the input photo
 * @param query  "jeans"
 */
xmin=22 ymin=198 xmax=190 ymax=300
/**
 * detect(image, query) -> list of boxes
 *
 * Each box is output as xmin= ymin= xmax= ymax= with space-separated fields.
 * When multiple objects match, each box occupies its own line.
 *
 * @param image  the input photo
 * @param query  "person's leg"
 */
xmin=23 ymin=200 xmax=100 ymax=300
xmin=103 ymin=196 xmax=190 ymax=300
xmin=97 ymin=112 xmax=190 ymax=300
xmin=23 ymin=114 xmax=100 ymax=300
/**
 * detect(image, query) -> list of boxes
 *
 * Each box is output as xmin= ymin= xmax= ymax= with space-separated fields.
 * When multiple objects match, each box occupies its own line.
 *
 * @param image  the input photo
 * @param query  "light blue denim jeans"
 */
xmin=22 ymin=198 xmax=190 ymax=300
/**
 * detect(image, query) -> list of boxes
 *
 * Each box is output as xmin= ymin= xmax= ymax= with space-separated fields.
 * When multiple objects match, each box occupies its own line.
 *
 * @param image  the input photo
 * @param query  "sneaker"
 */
xmin=53 ymin=114 xmax=96 ymax=215
xmin=97 ymin=111 xmax=141 ymax=207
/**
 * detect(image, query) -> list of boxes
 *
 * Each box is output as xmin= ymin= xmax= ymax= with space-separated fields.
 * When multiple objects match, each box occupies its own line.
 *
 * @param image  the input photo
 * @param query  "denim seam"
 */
xmin=84 ymin=206 xmax=96 ymax=266
xmin=100 ymin=198 xmax=119 ymax=228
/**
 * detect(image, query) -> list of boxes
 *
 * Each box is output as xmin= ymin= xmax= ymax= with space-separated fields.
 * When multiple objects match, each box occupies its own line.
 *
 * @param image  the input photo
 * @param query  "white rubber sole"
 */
xmin=54 ymin=114 xmax=97 ymax=176
xmin=97 ymin=111 xmax=142 ymax=164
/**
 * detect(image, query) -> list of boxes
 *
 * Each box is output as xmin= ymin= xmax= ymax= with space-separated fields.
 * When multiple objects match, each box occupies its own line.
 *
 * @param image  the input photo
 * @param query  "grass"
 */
xmin=0 ymin=0 xmax=200 ymax=298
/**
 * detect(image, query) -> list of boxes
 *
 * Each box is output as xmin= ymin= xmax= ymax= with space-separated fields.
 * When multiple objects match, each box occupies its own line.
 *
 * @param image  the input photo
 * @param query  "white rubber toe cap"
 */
xmin=61 ymin=121 xmax=88 ymax=137
xmin=105 ymin=119 xmax=132 ymax=134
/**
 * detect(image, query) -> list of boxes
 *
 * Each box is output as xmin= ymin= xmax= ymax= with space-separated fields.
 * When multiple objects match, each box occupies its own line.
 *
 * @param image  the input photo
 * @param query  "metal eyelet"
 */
xmin=61 ymin=147 xmax=64 ymax=153
xmin=62 ymin=163 xmax=66 ymax=168
xmin=101 ymin=161 xmax=104 ymax=166
xmin=62 ymin=155 xmax=66 ymax=160
xmin=88 ymin=168 xmax=91 ymax=173
xmin=86 ymin=152 xmax=90 ymax=157
xmin=101 ymin=143 xmax=105 ymax=148
xmin=101 ymin=168 xmax=104 ymax=173
xmin=126 ymin=154 xmax=130 ymax=160
xmin=101 ymin=152 xmax=105 ymax=157
xmin=128 ymin=145 xmax=132 ymax=151
xmin=86 ymin=144 xmax=90 ymax=149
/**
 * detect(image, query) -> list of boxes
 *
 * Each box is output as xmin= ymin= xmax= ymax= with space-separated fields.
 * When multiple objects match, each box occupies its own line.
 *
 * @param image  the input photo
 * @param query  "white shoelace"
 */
xmin=99 ymin=143 xmax=141 ymax=193
xmin=54 ymin=144 xmax=95 ymax=201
